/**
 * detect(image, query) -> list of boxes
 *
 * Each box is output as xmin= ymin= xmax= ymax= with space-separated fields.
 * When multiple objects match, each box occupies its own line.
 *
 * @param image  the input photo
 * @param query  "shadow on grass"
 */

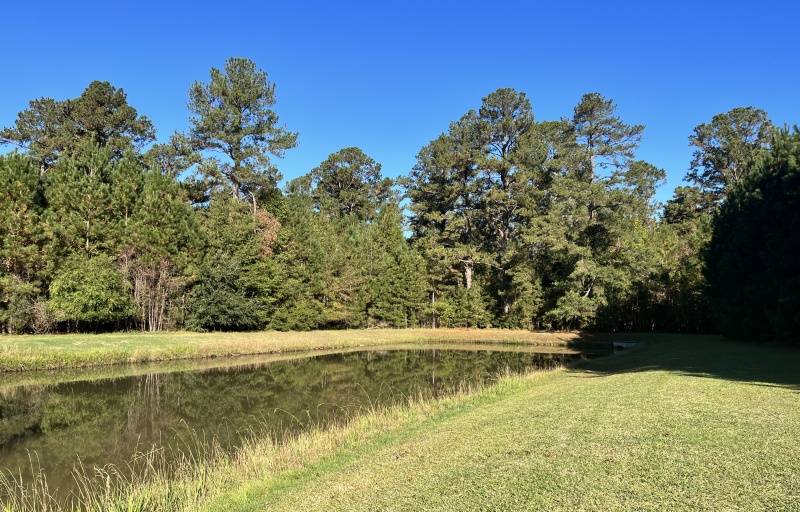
xmin=566 ymin=333 xmax=800 ymax=391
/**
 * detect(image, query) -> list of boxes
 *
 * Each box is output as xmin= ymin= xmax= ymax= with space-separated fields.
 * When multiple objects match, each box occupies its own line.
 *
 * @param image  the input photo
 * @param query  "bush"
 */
xmin=49 ymin=255 xmax=135 ymax=330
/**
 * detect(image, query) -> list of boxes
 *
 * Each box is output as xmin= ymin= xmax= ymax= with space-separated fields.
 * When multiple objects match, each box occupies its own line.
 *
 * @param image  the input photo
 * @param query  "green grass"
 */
xmin=203 ymin=334 xmax=800 ymax=511
xmin=0 ymin=329 xmax=602 ymax=373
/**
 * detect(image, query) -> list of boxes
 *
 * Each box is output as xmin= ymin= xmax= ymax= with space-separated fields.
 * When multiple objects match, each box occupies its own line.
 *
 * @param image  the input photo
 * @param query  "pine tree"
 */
xmin=126 ymin=171 xmax=201 ymax=331
xmin=0 ymin=154 xmax=49 ymax=333
xmin=45 ymin=141 xmax=116 ymax=259
xmin=188 ymin=57 xmax=298 ymax=213
xmin=406 ymin=88 xmax=540 ymax=325
xmin=309 ymin=147 xmax=393 ymax=220
xmin=1 ymin=81 xmax=155 ymax=171
xmin=705 ymin=128 xmax=800 ymax=342
xmin=687 ymin=106 xmax=774 ymax=206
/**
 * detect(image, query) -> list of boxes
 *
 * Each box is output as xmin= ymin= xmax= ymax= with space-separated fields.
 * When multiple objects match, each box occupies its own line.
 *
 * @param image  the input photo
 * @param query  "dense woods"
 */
xmin=1 ymin=58 xmax=796 ymax=341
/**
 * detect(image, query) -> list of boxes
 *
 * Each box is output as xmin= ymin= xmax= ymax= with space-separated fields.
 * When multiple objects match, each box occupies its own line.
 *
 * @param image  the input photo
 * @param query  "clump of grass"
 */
xmin=70 ymin=442 xmax=225 ymax=512
xmin=0 ymin=454 xmax=58 ymax=512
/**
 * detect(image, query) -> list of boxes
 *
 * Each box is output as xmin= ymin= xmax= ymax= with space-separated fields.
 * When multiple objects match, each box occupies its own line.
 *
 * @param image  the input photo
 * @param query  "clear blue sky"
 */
xmin=2 ymin=0 xmax=797 ymax=204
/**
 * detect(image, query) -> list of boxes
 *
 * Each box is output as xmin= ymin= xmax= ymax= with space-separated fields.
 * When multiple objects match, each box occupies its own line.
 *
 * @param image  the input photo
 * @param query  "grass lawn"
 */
xmin=0 ymin=329 xmax=601 ymax=372
xmin=201 ymin=334 xmax=800 ymax=511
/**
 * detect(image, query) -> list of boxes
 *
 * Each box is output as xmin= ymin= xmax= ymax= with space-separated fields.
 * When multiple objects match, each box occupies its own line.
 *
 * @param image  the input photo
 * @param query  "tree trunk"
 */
xmin=85 ymin=217 xmax=91 ymax=254
xmin=431 ymin=290 xmax=437 ymax=329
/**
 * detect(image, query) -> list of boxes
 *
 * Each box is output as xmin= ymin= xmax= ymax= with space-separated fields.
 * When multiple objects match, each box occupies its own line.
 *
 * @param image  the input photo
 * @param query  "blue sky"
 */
xmin=2 ymin=0 xmax=798 ymax=205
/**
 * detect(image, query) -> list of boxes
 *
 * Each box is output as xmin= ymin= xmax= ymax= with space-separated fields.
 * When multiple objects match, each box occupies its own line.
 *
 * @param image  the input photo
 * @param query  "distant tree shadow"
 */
xmin=565 ymin=333 xmax=800 ymax=392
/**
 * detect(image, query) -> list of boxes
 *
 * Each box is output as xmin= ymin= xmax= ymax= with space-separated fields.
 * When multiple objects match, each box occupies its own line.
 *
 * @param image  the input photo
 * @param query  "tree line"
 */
xmin=1 ymin=57 xmax=797 ymax=341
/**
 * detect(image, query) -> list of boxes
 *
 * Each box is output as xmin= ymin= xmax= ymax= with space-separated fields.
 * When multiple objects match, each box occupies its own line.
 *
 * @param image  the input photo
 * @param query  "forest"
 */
xmin=0 ymin=57 xmax=797 ymax=342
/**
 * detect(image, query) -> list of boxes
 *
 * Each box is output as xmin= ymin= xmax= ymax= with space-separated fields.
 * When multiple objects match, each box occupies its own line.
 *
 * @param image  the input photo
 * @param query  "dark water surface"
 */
xmin=0 ymin=344 xmax=591 ymax=498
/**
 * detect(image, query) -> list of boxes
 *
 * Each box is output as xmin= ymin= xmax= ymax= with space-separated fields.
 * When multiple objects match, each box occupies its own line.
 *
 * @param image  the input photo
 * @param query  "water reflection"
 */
xmin=0 ymin=346 xmax=587 ymax=498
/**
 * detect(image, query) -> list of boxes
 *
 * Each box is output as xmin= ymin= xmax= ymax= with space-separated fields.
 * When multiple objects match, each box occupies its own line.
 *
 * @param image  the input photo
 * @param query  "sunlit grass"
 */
xmin=0 ymin=329 xmax=602 ymax=372
xmin=207 ymin=335 xmax=800 ymax=511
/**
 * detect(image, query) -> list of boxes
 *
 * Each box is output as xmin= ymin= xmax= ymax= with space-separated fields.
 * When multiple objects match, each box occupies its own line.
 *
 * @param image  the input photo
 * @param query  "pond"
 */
xmin=0 ymin=343 xmax=596 ymax=502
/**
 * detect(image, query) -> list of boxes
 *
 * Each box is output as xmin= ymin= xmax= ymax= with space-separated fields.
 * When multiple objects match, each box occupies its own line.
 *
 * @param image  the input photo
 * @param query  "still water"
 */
xmin=0 ymin=344 xmax=589 ymax=498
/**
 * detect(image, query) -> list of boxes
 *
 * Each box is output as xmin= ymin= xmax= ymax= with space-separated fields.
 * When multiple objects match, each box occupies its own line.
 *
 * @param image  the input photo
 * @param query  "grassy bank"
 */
xmin=4 ymin=333 xmax=798 ymax=511
xmin=0 ymin=329 xmax=603 ymax=373
xmin=202 ymin=334 xmax=800 ymax=511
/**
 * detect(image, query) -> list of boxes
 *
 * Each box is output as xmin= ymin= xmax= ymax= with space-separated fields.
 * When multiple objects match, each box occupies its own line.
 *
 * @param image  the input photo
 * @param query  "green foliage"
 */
xmin=48 ymin=255 xmax=135 ymax=329
xmin=309 ymin=147 xmax=394 ymax=220
xmin=0 ymin=153 xmax=47 ymax=280
xmin=188 ymin=57 xmax=298 ymax=207
xmin=705 ymin=128 xmax=800 ymax=342
xmin=143 ymin=131 xmax=201 ymax=178
xmin=407 ymin=88 xmax=541 ymax=326
xmin=1 ymin=66 xmax=789 ymax=337
xmin=0 ymin=154 xmax=49 ymax=334
xmin=0 ymin=276 xmax=37 ymax=334
xmin=655 ymin=106 xmax=778 ymax=334
xmin=435 ymin=286 xmax=492 ymax=328
xmin=185 ymin=197 xmax=277 ymax=331
xmin=688 ymin=106 xmax=775 ymax=206
xmin=0 ymin=81 xmax=155 ymax=169
xmin=361 ymin=206 xmax=428 ymax=328
xmin=125 ymin=170 xmax=201 ymax=331
xmin=405 ymin=89 xmax=676 ymax=331
xmin=265 ymin=191 xmax=329 ymax=331
xmin=45 ymin=141 xmax=117 ymax=259
xmin=572 ymin=92 xmax=644 ymax=178
xmin=273 ymin=158 xmax=426 ymax=331
xmin=185 ymin=251 xmax=262 ymax=332
xmin=129 ymin=171 xmax=199 ymax=264
xmin=663 ymin=185 xmax=713 ymax=228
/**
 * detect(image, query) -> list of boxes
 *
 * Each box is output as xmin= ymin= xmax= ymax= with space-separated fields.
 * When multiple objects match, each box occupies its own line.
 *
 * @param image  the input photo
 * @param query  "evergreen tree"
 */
xmin=188 ymin=57 xmax=298 ymax=213
xmin=185 ymin=197 xmax=279 ymax=331
xmin=0 ymin=81 xmax=155 ymax=171
xmin=407 ymin=88 xmax=541 ymax=325
xmin=572 ymin=92 xmax=644 ymax=180
xmin=407 ymin=124 xmax=485 ymax=326
xmin=143 ymin=131 xmax=201 ymax=179
xmin=268 ymin=191 xmax=330 ymax=330
xmin=534 ymin=94 xmax=649 ymax=329
xmin=361 ymin=205 xmax=427 ymax=328
xmin=687 ymin=106 xmax=774 ymax=207
xmin=705 ymin=128 xmax=800 ymax=342
xmin=309 ymin=147 xmax=393 ymax=220
xmin=45 ymin=141 xmax=117 ymax=259
xmin=126 ymin=170 xmax=201 ymax=331
xmin=655 ymin=106 xmax=775 ymax=332
xmin=0 ymin=154 xmax=49 ymax=333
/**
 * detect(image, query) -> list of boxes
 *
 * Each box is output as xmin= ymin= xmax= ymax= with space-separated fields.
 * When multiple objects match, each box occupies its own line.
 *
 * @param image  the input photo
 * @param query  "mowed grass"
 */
xmin=0 ymin=329 xmax=599 ymax=372
xmin=202 ymin=334 xmax=800 ymax=511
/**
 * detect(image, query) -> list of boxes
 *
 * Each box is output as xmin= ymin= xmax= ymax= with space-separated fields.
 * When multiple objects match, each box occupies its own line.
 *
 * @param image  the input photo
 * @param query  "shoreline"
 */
xmin=0 ymin=329 xmax=611 ymax=373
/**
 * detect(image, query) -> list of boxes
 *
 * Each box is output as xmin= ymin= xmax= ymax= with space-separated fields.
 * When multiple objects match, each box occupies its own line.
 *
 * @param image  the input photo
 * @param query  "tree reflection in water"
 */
xmin=0 ymin=347 xmax=585 ymax=498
